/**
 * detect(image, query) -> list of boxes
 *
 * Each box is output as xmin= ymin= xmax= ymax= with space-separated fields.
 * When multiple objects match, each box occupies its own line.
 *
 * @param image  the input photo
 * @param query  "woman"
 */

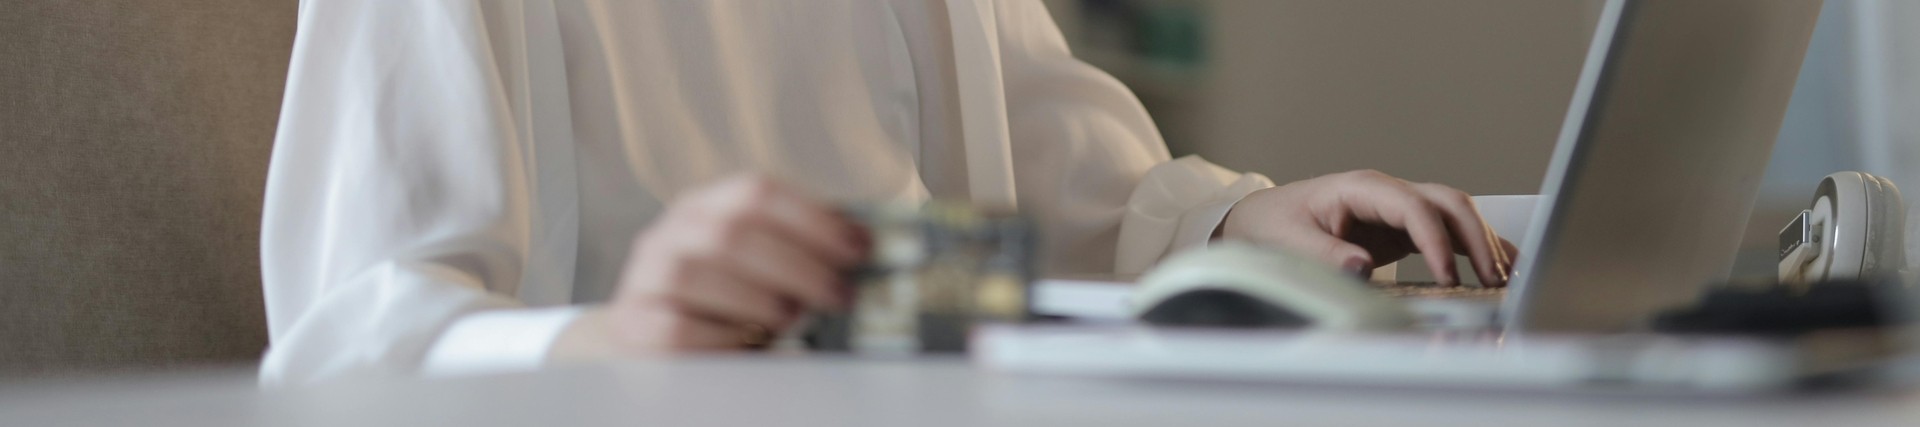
xmin=261 ymin=0 xmax=1516 ymax=384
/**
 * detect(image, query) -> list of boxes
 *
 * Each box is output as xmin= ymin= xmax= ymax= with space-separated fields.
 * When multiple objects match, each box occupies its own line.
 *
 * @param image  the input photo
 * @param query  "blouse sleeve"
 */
xmin=260 ymin=0 xmax=583 ymax=385
xmin=990 ymin=0 xmax=1273 ymax=276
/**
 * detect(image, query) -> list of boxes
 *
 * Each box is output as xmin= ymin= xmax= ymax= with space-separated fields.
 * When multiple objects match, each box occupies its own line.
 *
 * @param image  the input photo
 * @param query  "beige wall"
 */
xmin=0 ymin=0 xmax=294 ymax=376
xmin=1176 ymin=0 xmax=1605 ymax=195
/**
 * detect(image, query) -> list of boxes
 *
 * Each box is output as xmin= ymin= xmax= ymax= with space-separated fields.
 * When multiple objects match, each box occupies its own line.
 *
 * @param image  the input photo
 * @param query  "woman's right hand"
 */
xmin=553 ymin=175 xmax=868 ymax=359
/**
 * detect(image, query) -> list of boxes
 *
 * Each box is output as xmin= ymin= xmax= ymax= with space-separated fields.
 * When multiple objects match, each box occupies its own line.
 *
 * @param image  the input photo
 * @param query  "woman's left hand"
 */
xmin=1221 ymin=169 xmax=1519 ymax=286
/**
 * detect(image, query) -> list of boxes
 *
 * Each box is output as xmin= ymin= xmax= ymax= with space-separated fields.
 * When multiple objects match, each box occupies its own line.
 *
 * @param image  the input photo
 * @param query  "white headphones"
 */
xmin=1778 ymin=171 xmax=1907 ymax=286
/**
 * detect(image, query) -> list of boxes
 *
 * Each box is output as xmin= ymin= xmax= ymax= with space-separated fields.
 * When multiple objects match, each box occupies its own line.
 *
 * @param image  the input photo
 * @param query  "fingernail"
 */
xmin=1342 ymin=258 xmax=1372 ymax=278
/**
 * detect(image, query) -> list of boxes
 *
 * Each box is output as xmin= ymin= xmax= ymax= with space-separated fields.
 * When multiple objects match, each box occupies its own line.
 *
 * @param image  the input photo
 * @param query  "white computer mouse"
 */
xmin=1133 ymin=242 xmax=1415 ymax=331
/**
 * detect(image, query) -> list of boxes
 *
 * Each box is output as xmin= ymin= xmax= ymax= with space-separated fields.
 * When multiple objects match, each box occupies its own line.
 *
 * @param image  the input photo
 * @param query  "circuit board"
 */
xmin=803 ymin=202 xmax=1037 ymax=354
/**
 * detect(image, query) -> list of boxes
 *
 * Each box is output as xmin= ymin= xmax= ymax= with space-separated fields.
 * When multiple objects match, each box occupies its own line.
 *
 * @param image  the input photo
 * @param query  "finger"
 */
xmin=1273 ymin=224 xmax=1376 ymax=278
xmin=1398 ymin=204 xmax=1461 ymax=286
xmin=1499 ymin=237 xmax=1521 ymax=263
xmin=732 ymin=179 xmax=868 ymax=267
xmin=1477 ymin=227 xmax=1521 ymax=287
xmin=660 ymin=262 xmax=797 ymax=328
xmin=1480 ymin=225 xmax=1511 ymax=286
xmin=1413 ymin=184 xmax=1505 ymax=287
xmin=1334 ymin=177 xmax=1459 ymax=285
xmin=1496 ymin=237 xmax=1520 ymax=285
xmin=732 ymin=230 xmax=850 ymax=311
xmin=1485 ymin=226 xmax=1518 ymax=283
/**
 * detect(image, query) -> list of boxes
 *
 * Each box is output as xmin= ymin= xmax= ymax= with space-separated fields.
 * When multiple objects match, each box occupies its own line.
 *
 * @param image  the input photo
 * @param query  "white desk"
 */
xmin=4 ymin=357 xmax=1919 ymax=427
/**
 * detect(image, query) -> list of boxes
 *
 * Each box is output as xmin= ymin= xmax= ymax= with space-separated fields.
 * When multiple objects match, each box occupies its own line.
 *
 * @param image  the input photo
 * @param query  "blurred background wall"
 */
xmin=1043 ymin=0 xmax=1920 ymax=279
xmin=0 ymin=0 xmax=295 ymax=377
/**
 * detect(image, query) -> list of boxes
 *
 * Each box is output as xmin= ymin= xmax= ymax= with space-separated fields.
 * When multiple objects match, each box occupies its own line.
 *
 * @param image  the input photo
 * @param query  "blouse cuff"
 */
xmin=1173 ymin=174 xmax=1272 ymax=253
xmin=1116 ymin=156 xmax=1274 ymax=275
xmin=421 ymin=305 xmax=586 ymax=377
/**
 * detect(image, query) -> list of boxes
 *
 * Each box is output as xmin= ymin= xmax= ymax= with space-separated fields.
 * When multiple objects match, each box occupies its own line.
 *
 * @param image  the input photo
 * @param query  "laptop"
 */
xmin=982 ymin=0 xmax=1836 ymax=393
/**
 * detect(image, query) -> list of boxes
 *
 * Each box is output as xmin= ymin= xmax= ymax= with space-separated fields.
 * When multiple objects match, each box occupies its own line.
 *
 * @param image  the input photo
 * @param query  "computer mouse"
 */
xmin=1133 ymin=242 xmax=1415 ymax=331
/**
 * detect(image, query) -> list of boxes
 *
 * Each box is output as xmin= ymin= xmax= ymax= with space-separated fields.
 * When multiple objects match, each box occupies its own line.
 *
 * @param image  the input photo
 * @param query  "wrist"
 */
xmin=546 ymin=306 xmax=621 ymax=365
xmin=1215 ymin=188 xmax=1266 ymax=242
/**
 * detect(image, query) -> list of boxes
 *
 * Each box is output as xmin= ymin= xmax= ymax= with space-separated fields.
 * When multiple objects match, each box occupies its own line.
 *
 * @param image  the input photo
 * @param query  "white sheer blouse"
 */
xmin=260 ymin=0 xmax=1271 ymax=384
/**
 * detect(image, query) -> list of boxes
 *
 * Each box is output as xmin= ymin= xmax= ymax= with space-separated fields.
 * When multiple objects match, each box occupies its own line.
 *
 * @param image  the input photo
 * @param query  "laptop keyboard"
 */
xmin=1369 ymin=281 xmax=1506 ymax=299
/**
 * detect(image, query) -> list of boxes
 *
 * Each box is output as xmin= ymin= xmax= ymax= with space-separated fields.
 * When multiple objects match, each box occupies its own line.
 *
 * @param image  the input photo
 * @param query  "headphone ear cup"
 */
xmin=1784 ymin=172 xmax=1910 ymax=285
xmin=1861 ymin=173 xmax=1905 ymax=280
xmin=1819 ymin=172 xmax=1872 ymax=281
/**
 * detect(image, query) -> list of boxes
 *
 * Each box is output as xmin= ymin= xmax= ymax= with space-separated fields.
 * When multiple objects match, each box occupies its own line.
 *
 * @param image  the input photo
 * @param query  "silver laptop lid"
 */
xmin=1504 ymin=0 xmax=1825 ymax=332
